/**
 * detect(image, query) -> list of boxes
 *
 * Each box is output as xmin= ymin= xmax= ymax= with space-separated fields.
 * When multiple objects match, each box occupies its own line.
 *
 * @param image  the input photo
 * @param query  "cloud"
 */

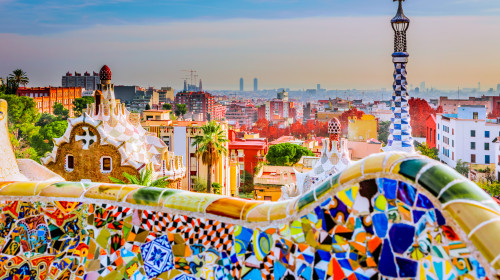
xmin=0 ymin=16 xmax=499 ymax=90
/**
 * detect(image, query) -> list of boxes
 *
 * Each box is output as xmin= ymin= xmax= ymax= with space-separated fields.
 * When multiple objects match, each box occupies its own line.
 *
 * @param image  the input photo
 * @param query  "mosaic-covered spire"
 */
xmin=383 ymin=0 xmax=414 ymax=153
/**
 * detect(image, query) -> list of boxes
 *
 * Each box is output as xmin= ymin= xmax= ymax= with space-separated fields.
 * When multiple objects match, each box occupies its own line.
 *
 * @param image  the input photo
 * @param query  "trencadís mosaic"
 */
xmin=0 ymin=153 xmax=500 ymax=279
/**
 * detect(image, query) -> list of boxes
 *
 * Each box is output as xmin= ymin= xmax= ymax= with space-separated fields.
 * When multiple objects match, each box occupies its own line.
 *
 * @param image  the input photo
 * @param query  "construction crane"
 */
xmin=181 ymin=70 xmax=197 ymax=86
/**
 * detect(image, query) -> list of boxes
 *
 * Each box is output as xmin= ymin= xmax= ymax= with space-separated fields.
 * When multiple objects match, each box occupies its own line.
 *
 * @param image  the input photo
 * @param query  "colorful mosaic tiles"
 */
xmin=0 ymin=152 xmax=500 ymax=279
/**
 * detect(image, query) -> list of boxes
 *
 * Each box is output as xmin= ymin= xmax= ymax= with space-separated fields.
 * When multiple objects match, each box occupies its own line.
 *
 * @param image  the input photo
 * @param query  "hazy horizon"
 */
xmin=1 ymin=0 xmax=499 ymax=91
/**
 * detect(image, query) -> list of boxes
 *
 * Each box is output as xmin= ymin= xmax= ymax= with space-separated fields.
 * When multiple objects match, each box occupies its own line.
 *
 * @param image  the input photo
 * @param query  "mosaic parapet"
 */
xmin=1 ymin=152 xmax=500 ymax=279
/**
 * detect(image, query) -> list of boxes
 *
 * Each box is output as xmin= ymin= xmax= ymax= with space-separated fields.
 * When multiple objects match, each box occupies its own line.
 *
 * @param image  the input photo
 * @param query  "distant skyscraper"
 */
xmin=384 ymin=0 xmax=414 ymax=153
xmin=317 ymin=84 xmax=321 ymax=91
xmin=199 ymin=79 xmax=203 ymax=92
xmin=254 ymin=78 xmax=258 ymax=92
xmin=183 ymin=80 xmax=188 ymax=92
xmin=497 ymin=84 xmax=500 ymax=92
xmin=478 ymin=82 xmax=481 ymax=91
xmin=420 ymin=82 xmax=426 ymax=92
xmin=240 ymin=78 xmax=244 ymax=91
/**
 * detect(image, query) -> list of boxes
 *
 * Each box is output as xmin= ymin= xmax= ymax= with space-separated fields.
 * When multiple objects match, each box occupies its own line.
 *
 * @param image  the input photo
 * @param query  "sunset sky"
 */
xmin=0 ymin=0 xmax=499 ymax=90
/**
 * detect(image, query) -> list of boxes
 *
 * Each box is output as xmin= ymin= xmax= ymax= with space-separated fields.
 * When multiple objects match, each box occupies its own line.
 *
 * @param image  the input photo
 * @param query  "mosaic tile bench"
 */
xmin=0 ymin=152 xmax=499 ymax=280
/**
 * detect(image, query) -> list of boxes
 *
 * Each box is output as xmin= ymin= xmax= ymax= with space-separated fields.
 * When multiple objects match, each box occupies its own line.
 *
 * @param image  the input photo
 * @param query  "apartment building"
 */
xmin=436 ymin=105 xmax=500 ymax=167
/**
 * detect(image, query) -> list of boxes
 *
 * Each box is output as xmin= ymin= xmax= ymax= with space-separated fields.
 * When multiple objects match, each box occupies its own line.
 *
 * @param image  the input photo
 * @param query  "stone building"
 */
xmin=42 ymin=65 xmax=186 ymax=184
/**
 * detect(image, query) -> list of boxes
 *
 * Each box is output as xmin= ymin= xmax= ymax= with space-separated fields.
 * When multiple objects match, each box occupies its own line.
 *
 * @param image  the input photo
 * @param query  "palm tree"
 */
xmin=191 ymin=121 xmax=228 ymax=193
xmin=8 ymin=69 xmax=29 ymax=87
xmin=109 ymin=165 xmax=170 ymax=188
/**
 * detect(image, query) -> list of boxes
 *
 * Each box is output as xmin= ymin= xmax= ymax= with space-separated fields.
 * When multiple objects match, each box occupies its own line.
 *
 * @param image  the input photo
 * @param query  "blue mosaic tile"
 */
xmin=379 ymin=240 xmax=398 ymax=277
xmin=140 ymin=235 xmax=174 ymax=278
xmin=397 ymin=181 xmax=416 ymax=206
xmin=416 ymin=193 xmax=434 ymax=209
xmin=396 ymin=257 xmax=418 ymax=277
xmin=372 ymin=213 xmax=388 ymax=238
xmin=389 ymin=224 xmax=415 ymax=254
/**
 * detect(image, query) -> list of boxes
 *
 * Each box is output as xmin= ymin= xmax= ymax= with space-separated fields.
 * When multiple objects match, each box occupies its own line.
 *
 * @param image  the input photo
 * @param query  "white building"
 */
xmin=493 ymin=138 xmax=500 ymax=180
xmin=437 ymin=105 xmax=500 ymax=168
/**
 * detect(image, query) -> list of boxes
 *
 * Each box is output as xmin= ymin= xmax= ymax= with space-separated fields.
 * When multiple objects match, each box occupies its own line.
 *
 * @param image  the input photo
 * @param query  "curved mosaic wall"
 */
xmin=1 ymin=152 xmax=500 ymax=279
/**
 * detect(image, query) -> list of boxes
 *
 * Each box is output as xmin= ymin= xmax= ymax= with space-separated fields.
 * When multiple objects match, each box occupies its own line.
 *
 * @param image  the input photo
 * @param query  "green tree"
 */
xmin=163 ymin=103 xmax=172 ymax=110
xmin=191 ymin=121 xmax=229 ymax=193
xmin=416 ymin=143 xmax=438 ymax=160
xmin=212 ymin=182 xmax=223 ymax=195
xmin=109 ymin=165 xmax=170 ymax=188
xmin=192 ymin=178 xmax=207 ymax=193
xmin=72 ymin=96 xmax=94 ymax=117
xmin=378 ymin=121 xmax=391 ymax=144
xmin=145 ymin=104 xmax=151 ymax=110
xmin=0 ymin=94 xmax=40 ymax=128
xmin=266 ymin=143 xmax=314 ymax=166
xmin=455 ymin=160 xmax=470 ymax=177
xmin=53 ymin=102 xmax=69 ymax=120
xmin=36 ymin=113 xmax=56 ymax=127
xmin=477 ymin=181 xmax=500 ymax=197
xmin=175 ymin=103 xmax=187 ymax=117
xmin=8 ymin=69 xmax=29 ymax=87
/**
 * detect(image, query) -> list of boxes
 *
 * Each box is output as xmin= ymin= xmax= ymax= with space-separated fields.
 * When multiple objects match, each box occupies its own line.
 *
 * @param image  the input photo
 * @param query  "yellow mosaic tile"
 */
xmin=339 ymin=161 xmax=363 ymax=185
xmin=205 ymin=197 xmax=249 ymax=220
xmin=0 ymin=182 xmax=38 ymax=196
xmin=268 ymin=201 xmax=289 ymax=220
xmin=162 ymin=192 xmax=219 ymax=213
xmin=446 ymin=203 xmax=500 ymax=234
xmin=383 ymin=152 xmax=406 ymax=173
xmin=84 ymin=184 xmax=124 ymax=202
xmin=469 ymin=222 xmax=500 ymax=269
xmin=116 ymin=185 xmax=141 ymax=202
xmin=245 ymin=203 xmax=273 ymax=222
xmin=363 ymin=153 xmax=386 ymax=175
xmin=38 ymin=182 xmax=85 ymax=198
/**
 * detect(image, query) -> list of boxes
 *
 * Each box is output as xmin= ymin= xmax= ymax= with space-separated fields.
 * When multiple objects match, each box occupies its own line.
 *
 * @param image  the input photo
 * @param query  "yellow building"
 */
xmin=253 ymin=166 xmax=295 ymax=201
xmin=142 ymin=109 xmax=171 ymax=121
xmin=142 ymin=119 xmax=239 ymax=196
xmin=347 ymin=114 xmax=378 ymax=141
xmin=315 ymin=111 xmax=342 ymax=123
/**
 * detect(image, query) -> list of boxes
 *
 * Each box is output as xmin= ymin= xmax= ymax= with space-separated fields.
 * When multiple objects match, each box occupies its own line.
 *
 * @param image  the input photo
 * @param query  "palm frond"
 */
xmin=109 ymin=176 xmax=126 ymax=184
xmin=123 ymin=172 xmax=140 ymax=185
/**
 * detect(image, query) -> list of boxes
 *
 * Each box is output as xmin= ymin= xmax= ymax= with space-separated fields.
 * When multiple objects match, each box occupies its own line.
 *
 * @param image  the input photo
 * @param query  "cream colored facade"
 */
xmin=142 ymin=120 xmax=239 ymax=196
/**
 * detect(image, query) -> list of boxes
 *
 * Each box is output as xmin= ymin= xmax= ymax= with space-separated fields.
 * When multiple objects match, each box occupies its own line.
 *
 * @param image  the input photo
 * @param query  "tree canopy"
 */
xmin=72 ymin=96 xmax=94 ymax=117
xmin=8 ymin=69 xmax=29 ymax=87
xmin=175 ymin=104 xmax=187 ymax=117
xmin=191 ymin=121 xmax=228 ymax=193
xmin=53 ymin=103 xmax=69 ymax=120
xmin=162 ymin=103 xmax=172 ymax=110
xmin=378 ymin=121 xmax=391 ymax=144
xmin=266 ymin=143 xmax=314 ymax=166
xmin=416 ymin=143 xmax=438 ymax=160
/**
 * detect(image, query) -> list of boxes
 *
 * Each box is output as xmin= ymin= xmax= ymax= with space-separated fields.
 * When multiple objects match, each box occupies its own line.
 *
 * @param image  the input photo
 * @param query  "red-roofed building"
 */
xmin=17 ymin=87 xmax=82 ymax=117
xmin=426 ymin=114 xmax=437 ymax=149
xmin=174 ymin=91 xmax=215 ymax=121
xmin=228 ymin=130 xmax=268 ymax=176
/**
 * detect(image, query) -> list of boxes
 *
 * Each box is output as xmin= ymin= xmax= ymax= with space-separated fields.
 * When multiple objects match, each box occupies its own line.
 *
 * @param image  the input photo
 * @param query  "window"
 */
xmin=486 ymin=155 xmax=491 ymax=164
xmin=452 ymin=129 xmax=454 ymax=135
xmin=473 ymin=112 xmax=478 ymax=120
xmin=485 ymin=143 xmax=490 ymax=151
xmin=264 ymin=196 xmax=272 ymax=201
xmin=471 ymin=142 xmax=476 ymax=150
xmin=65 ymin=155 xmax=74 ymax=171
xmin=485 ymin=131 xmax=490 ymax=138
xmin=452 ymin=140 xmax=454 ymax=147
xmin=471 ymin=130 xmax=476 ymax=137
xmin=471 ymin=154 xmax=476 ymax=163
xmin=101 ymin=157 xmax=112 ymax=173
xmin=452 ymin=152 xmax=454 ymax=160
xmin=438 ymin=134 xmax=440 ymax=141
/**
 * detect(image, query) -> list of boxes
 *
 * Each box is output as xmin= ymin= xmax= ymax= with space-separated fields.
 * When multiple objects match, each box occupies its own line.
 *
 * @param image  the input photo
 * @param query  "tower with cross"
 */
xmin=383 ymin=0 xmax=415 ymax=153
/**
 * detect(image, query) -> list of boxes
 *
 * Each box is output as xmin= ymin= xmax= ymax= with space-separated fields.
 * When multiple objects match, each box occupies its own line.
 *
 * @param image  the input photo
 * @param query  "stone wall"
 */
xmin=45 ymin=123 xmax=139 ymax=183
xmin=0 ymin=153 xmax=499 ymax=279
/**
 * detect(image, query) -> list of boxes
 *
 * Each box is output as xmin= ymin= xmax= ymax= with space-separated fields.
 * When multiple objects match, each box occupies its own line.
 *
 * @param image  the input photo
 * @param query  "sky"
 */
xmin=0 ymin=0 xmax=499 ymax=90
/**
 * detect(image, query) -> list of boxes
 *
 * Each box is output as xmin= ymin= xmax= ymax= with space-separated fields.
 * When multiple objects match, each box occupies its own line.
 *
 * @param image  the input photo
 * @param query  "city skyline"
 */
xmin=0 ymin=1 xmax=499 ymax=90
